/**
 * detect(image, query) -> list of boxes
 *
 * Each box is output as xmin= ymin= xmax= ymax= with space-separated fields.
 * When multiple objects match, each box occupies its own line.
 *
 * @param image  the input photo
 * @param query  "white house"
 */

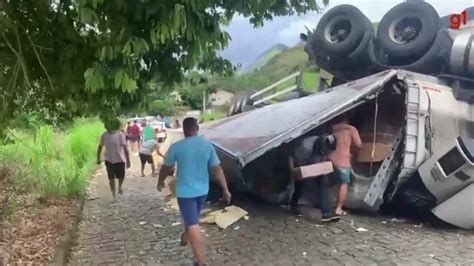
xmin=170 ymin=91 xmax=182 ymax=103
xmin=209 ymin=89 xmax=234 ymax=107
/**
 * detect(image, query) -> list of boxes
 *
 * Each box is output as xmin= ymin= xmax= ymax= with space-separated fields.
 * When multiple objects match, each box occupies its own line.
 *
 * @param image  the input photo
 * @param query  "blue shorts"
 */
xmin=177 ymin=195 xmax=207 ymax=227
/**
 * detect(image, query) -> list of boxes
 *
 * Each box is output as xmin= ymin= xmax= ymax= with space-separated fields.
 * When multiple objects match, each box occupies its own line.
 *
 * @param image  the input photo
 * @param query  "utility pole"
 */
xmin=202 ymin=88 xmax=206 ymax=114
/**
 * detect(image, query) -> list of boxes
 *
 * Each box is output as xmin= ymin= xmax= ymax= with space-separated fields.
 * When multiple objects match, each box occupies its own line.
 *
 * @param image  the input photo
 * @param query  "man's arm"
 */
xmin=157 ymin=145 xmax=176 ymax=191
xmin=97 ymin=133 xmax=104 ymax=164
xmin=210 ymin=165 xmax=231 ymax=203
xmin=123 ymin=145 xmax=130 ymax=168
xmin=121 ymin=133 xmax=131 ymax=168
xmin=158 ymin=165 xmax=174 ymax=191
xmin=350 ymin=126 xmax=362 ymax=152
xmin=97 ymin=144 xmax=103 ymax=165
xmin=208 ymin=146 xmax=231 ymax=203
xmin=155 ymin=143 xmax=165 ymax=158
xmin=210 ymin=165 xmax=229 ymax=192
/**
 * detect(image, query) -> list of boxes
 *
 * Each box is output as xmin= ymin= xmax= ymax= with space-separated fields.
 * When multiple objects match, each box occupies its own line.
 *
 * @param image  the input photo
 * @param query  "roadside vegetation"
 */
xmin=1 ymin=118 xmax=103 ymax=198
xmin=0 ymin=0 xmax=329 ymax=264
xmin=202 ymin=112 xmax=226 ymax=122
xmin=0 ymin=117 xmax=103 ymax=263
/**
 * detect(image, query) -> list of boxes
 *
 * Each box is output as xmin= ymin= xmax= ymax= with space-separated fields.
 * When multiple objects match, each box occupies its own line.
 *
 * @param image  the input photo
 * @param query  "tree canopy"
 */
xmin=0 ymin=0 xmax=327 ymax=126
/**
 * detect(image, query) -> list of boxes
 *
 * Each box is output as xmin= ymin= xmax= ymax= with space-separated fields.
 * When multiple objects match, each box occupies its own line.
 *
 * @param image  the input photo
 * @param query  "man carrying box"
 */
xmin=288 ymin=134 xmax=340 ymax=222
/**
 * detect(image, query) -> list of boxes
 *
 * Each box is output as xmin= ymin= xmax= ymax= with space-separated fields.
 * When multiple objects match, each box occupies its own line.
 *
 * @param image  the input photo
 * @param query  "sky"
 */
xmin=219 ymin=0 xmax=473 ymax=68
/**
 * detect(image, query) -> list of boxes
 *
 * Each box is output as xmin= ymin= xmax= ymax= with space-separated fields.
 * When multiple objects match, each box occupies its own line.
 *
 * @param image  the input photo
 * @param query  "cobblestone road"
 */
xmin=69 ymin=155 xmax=474 ymax=265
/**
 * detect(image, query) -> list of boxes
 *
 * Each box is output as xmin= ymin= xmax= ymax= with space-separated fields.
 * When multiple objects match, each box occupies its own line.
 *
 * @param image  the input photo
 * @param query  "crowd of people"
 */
xmin=96 ymin=114 xmax=361 ymax=266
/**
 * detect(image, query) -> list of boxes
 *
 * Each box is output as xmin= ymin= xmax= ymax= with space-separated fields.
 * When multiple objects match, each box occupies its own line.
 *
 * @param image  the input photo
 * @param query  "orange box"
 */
xmin=296 ymin=161 xmax=334 ymax=179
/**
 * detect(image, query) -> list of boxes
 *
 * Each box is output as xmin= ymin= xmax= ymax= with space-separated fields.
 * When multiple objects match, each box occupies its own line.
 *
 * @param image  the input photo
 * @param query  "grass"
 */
xmin=0 ymin=118 xmax=104 ymax=198
xmin=202 ymin=112 xmax=226 ymax=122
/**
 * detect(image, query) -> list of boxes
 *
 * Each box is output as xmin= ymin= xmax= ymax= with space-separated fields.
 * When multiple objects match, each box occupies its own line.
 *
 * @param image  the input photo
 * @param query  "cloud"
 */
xmin=277 ymin=16 xmax=317 ymax=46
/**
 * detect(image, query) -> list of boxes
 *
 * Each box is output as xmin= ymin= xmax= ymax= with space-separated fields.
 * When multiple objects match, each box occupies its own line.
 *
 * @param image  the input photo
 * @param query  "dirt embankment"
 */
xmin=0 ymin=166 xmax=83 ymax=265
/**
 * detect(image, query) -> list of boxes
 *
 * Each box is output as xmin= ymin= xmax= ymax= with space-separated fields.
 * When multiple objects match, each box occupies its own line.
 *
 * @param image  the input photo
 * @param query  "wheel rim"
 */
xmin=324 ymin=16 xmax=352 ymax=44
xmin=388 ymin=16 xmax=422 ymax=44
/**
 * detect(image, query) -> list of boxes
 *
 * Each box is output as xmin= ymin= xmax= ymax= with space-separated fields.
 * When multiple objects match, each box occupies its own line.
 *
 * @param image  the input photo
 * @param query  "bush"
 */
xmin=0 ymin=118 xmax=103 ymax=198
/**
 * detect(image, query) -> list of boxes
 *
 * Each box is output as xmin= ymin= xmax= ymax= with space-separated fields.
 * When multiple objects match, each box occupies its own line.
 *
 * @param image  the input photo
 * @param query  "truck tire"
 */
xmin=227 ymin=100 xmax=237 ymax=116
xmin=310 ymin=5 xmax=372 ymax=57
xmin=377 ymin=2 xmax=440 ymax=58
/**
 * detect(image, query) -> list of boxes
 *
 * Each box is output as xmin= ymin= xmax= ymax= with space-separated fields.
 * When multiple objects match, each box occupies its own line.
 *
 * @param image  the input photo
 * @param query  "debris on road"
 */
xmin=171 ymin=222 xmax=181 ymax=226
xmin=356 ymin=227 xmax=368 ymax=232
xmin=199 ymin=205 xmax=248 ymax=229
xmin=152 ymin=224 xmax=163 ymax=228
xmin=166 ymin=197 xmax=179 ymax=211
xmin=139 ymin=221 xmax=147 ymax=225
xmin=390 ymin=218 xmax=406 ymax=223
xmin=215 ymin=206 xmax=248 ymax=229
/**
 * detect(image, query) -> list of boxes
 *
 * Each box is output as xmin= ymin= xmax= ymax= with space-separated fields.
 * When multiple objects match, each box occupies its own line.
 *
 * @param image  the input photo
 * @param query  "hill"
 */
xmin=206 ymin=42 xmax=319 ymax=95
xmin=256 ymin=42 xmax=310 ymax=81
xmin=244 ymin=43 xmax=289 ymax=73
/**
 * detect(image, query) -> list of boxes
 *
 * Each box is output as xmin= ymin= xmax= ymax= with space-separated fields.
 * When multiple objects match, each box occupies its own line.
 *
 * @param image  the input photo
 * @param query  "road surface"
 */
xmin=69 ymin=155 xmax=474 ymax=265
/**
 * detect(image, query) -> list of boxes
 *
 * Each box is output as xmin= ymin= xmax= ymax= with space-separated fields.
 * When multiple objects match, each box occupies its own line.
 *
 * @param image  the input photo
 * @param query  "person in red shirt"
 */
xmin=129 ymin=120 xmax=141 ymax=152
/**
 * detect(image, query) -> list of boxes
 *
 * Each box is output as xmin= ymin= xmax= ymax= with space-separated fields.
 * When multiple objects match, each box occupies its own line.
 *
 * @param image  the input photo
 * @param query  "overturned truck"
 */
xmin=201 ymin=69 xmax=474 ymax=229
xmin=201 ymin=2 xmax=474 ymax=230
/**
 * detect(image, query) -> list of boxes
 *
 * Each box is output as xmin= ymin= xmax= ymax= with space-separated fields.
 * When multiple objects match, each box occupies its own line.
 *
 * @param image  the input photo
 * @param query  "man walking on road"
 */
xmin=97 ymin=118 xmax=131 ymax=199
xmin=328 ymin=115 xmax=362 ymax=216
xmin=157 ymin=117 xmax=231 ymax=266
xmin=129 ymin=120 xmax=141 ymax=152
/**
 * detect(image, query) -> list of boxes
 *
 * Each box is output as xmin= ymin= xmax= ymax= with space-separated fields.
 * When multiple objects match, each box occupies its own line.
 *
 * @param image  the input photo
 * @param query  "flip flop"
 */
xmin=180 ymin=232 xmax=188 ymax=246
xmin=336 ymin=210 xmax=348 ymax=216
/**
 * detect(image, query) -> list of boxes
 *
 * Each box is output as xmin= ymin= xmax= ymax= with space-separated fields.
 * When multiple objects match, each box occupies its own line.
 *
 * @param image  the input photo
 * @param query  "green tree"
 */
xmin=147 ymin=99 xmax=175 ymax=116
xmin=0 ymin=0 xmax=327 ymax=127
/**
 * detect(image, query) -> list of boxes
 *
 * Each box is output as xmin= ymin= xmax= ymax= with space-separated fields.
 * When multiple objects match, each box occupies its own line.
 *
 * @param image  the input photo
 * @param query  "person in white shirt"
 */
xmin=139 ymin=134 xmax=164 ymax=177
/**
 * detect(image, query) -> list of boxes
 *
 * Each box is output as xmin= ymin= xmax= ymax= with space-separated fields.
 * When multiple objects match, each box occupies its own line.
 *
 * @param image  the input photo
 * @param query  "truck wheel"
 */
xmin=310 ymin=5 xmax=371 ymax=57
xmin=227 ymin=101 xmax=237 ymax=116
xmin=377 ymin=2 xmax=440 ymax=58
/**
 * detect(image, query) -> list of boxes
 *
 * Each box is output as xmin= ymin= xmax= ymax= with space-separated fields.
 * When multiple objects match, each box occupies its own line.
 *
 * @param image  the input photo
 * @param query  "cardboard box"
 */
xmin=296 ymin=161 xmax=334 ymax=179
xmin=357 ymin=143 xmax=391 ymax=163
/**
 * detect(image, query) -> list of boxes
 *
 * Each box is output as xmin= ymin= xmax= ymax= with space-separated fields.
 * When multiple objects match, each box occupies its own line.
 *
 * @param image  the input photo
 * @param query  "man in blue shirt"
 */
xmin=157 ymin=117 xmax=231 ymax=266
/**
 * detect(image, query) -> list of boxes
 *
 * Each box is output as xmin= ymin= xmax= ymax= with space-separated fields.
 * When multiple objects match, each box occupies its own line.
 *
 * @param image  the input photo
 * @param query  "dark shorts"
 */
xmin=177 ymin=195 xmax=207 ymax=227
xmin=139 ymin=153 xmax=154 ymax=165
xmin=105 ymin=161 xmax=125 ymax=180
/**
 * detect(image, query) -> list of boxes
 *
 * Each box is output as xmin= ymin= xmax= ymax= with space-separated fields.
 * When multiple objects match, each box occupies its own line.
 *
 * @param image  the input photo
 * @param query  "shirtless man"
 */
xmin=328 ymin=115 xmax=362 ymax=216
